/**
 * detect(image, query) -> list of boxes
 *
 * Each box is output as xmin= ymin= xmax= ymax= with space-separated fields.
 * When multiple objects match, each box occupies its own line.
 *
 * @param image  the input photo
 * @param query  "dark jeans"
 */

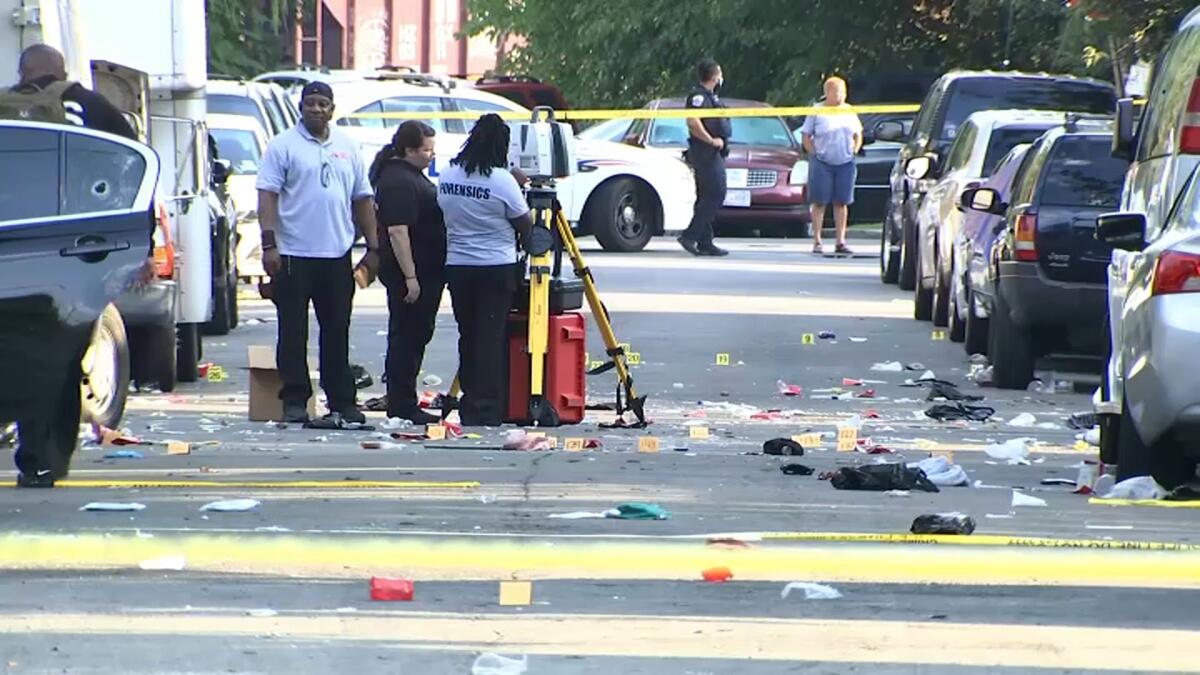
xmin=271 ymin=252 xmax=356 ymax=411
xmin=382 ymin=268 xmax=445 ymax=416
xmin=682 ymin=146 xmax=726 ymax=248
xmin=447 ymin=263 xmax=518 ymax=426
xmin=15 ymin=339 xmax=85 ymax=478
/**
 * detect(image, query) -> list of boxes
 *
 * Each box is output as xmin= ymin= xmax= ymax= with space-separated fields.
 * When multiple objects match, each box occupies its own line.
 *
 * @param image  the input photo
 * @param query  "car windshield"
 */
xmin=649 ymin=116 xmax=792 ymax=147
xmin=1039 ymin=136 xmax=1128 ymax=208
xmin=981 ymin=127 xmax=1051 ymax=176
xmin=578 ymin=118 xmax=633 ymax=142
xmin=210 ymin=128 xmax=261 ymax=175
xmin=941 ymin=80 xmax=1113 ymax=141
xmin=207 ymin=94 xmax=269 ymax=134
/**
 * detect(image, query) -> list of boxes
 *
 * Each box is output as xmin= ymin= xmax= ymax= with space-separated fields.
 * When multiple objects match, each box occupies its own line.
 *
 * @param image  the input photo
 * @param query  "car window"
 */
xmin=1038 ymin=136 xmax=1128 ymax=208
xmin=63 ymin=132 xmax=147 ymax=215
xmin=579 ymin=118 xmax=634 ymax=142
xmin=1011 ymin=140 xmax=1051 ymax=206
xmin=340 ymin=100 xmax=384 ymax=128
xmin=981 ymin=127 xmax=1051 ymax=176
xmin=207 ymin=94 xmax=270 ymax=134
xmin=259 ymin=94 xmax=289 ymax=136
xmin=1165 ymin=166 xmax=1200 ymax=232
xmin=728 ymin=116 xmax=792 ymax=147
xmin=452 ymin=97 xmax=518 ymax=133
xmin=943 ymin=121 xmax=977 ymax=171
xmin=648 ymin=119 xmax=690 ymax=146
xmin=912 ymin=79 xmax=945 ymax=138
xmin=0 ymin=127 xmax=60 ymax=221
xmin=211 ymin=128 xmax=262 ymax=175
xmin=940 ymin=79 xmax=1114 ymax=141
xmin=1137 ymin=26 xmax=1200 ymax=160
xmin=354 ymin=96 xmax=449 ymax=133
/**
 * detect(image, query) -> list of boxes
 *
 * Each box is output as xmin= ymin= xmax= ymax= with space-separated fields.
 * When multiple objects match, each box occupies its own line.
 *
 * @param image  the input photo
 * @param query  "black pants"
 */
xmin=383 ymin=268 xmax=445 ymax=416
xmin=682 ymin=146 xmax=726 ymax=248
xmin=272 ymin=252 xmax=356 ymax=411
xmin=447 ymin=263 xmax=518 ymax=426
xmin=15 ymin=340 xmax=85 ymax=478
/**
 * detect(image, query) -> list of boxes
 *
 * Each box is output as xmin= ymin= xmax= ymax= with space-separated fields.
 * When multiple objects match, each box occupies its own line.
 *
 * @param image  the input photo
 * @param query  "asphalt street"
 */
xmin=2 ymin=237 xmax=1199 ymax=674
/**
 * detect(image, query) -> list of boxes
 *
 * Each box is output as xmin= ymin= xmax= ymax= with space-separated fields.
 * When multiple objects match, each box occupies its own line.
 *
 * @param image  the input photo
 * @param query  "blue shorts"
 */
xmin=808 ymin=158 xmax=856 ymax=206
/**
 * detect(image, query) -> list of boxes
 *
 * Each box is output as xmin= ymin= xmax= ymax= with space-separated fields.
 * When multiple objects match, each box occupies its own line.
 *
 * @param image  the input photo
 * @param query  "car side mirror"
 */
xmin=961 ymin=187 xmax=1005 ymax=215
xmin=212 ymin=158 xmax=233 ymax=185
xmin=1112 ymin=98 xmax=1135 ymax=161
xmin=875 ymin=121 xmax=905 ymax=142
xmin=1096 ymin=211 xmax=1147 ymax=251
xmin=905 ymin=155 xmax=934 ymax=180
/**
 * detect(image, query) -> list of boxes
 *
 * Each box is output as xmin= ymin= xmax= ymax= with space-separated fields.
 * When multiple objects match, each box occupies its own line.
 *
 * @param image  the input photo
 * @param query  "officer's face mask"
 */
xmin=713 ymin=78 xmax=724 ymax=93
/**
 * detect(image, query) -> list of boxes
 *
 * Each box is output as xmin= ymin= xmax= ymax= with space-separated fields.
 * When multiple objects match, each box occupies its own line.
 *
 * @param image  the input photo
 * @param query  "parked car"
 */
xmin=0 ymin=120 xmax=158 ymax=434
xmin=960 ymin=123 xmax=1129 ymax=390
xmin=208 ymin=113 xmax=269 ymax=279
xmin=907 ymin=110 xmax=1077 ymax=325
xmin=1093 ymin=167 xmax=1200 ymax=487
xmin=206 ymin=79 xmax=298 ymax=138
xmin=585 ymin=98 xmax=810 ymax=236
xmin=951 ymin=143 xmax=1032 ymax=354
xmin=253 ymin=67 xmax=366 ymax=105
xmin=470 ymin=74 xmax=570 ymax=111
xmin=327 ymin=78 xmax=696 ymax=252
xmin=875 ymin=70 xmax=1117 ymax=290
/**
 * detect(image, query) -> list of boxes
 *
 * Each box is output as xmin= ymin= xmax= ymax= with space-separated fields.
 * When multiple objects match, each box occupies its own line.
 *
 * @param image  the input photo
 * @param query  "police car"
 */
xmin=254 ymin=70 xmax=696 ymax=252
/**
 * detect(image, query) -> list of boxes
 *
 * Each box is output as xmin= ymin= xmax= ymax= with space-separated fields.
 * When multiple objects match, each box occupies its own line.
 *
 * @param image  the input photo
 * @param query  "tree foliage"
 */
xmin=206 ymin=0 xmax=302 ymax=78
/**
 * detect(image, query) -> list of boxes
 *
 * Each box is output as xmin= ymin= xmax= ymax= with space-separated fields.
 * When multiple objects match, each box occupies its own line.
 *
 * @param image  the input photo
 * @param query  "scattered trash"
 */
xmin=1011 ymin=490 xmax=1047 ymax=507
xmin=861 ymin=443 xmax=893 ymax=454
xmin=841 ymin=377 xmax=863 ymax=387
xmin=247 ymin=608 xmax=278 ymax=617
xmin=855 ymin=388 xmax=877 ymax=399
xmin=1166 ymin=485 xmax=1200 ymax=501
xmin=1084 ymin=428 xmax=1101 ymax=446
xmin=421 ymin=373 xmax=443 ymax=387
xmin=925 ymin=403 xmax=995 ymax=422
xmin=969 ymin=353 xmax=989 ymax=365
xmin=984 ymin=438 xmax=1033 ymax=462
xmin=911 ymin=512 xmax=976 ymax=535
xmin=909 ymin=456 xmax=969 ymax=487
xmin=849 ymin=337 xmax=868 ymax=343
xmin=607 ymin=502 xmax=671 ymax=520
xmin=780 ymin=463 xmax=814 ymax=476
xmin=906 ymin=363 xmax=926 ymax=371
xmin=470 ymin=653 xmax=528 ymax=675
xmin=103 ymin=450 xmax=145 ymax=459
xmin=363 ymin=396 xmax=388 ymax=412
xmin=702 ymin=566 xmax=733 ymax=583
xmin=379 ymin=417 xmax=414 ymax=431
xmin=95 ymin=424 xmax=144 ymax=446
xmin=138 ymin=555 xmax=186 ymax=571
xmin=707 ymin=537 xmax=753 ymax=548
xmin=966 ymin=364 xmax=994 ymax=385
xmin=776 ymin=380 xmax=804 ymax=397
xmin=817 ymin=330 xmax=836 ymax=340
xmin=1067 ymin=412 xmax=1098 ymax=430
xmin=503 ymin=430 xmax=553 ymax=452
xmin=827 ymin=464 xmax=939 ymax=493
xmin=80 ymin=502 xmax=146 ymax=512
xmin=781 ymin=582 xmax=842 ymax=600
xmin=304 ymin=414 xmax=374 ymax=431
xmin=350 ymin=364 xmax=373 ymax=390
xmin=672 ymin=382 xmax=685 ymax=389
xmin=924 ymin=380 xmax=984 ymax=402
xmin=1041 ymin=478 xmax=1077 ymax=487
xmin=200 ymin=499 xmax=261 ymax=512
xmin=985 ymin=513 xmax=1015 ymax=519
xmin=547 ymin=511 xmax=609 ymax=520
xmin=1100 ymin=476 xmax=1167 ymax=501
xmin=870 ymin=361 xmax=904 ymax=372
xmin=763 ymin=438 xmax=804 ymax=456
xmin=885 ymin=490 xmax=910 ymax=497
xmin=369 ymin=577 xmax=414 ymax=601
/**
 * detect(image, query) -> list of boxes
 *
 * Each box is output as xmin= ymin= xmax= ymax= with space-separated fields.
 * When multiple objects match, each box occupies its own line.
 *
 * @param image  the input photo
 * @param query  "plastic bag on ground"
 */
xmin=984 ymin=438 xmax=1032 ymax=462
xmin=911 ymin=512 xmax=976 ymax=535
xmin=471 ymin=653 xmax=528 ymax=675
xmin=908 ymin=457 xmax=969 ymax=487
xmin=828 ymin=464 xmax=939 ymax=493
xmin=1011 ymin=490 xmax=1047 ymax=507
xmin=1100 ymin=476 xmax=1167 ymax=501
xmin=1008 ymin=412 xmax=1038 ymax=427
xmin=776 ymin=380 xmax=804 ymax=396
xmin=781 ymin=582 xmax=842 ymax=600
xmin=607 ymin=502 xmax=671 ymax=520
xmin=80 ymin=502 xmax=146 ymax=512
xmin=870 ymin=361 xmax=904 ymax=372
xmin=200 ymin=499 xmax=261 ymax=512
xmin=925 ymin=403 xmax=995 ymax=422
xmin=924 ymin=380 xmax=984 ymax=402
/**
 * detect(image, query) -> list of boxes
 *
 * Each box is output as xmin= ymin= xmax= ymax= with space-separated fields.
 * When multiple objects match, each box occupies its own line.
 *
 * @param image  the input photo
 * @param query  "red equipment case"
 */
xmin=506 ymin=312 xmax=586 ymax=425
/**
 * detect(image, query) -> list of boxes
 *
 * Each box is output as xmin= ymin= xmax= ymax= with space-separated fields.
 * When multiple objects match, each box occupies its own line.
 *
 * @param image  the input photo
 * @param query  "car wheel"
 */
xmin=80 ymin=304 xmax=130 ymax=429
xmin=989 ymin=289 xmax=1035 ymax=390
xmin=149 ymin=322 xmax=178 ymax=393
xmin=963 ymin=284 xmax=989 ymax=356
xmin=880 ymin=206 xmax=899 ymax=284
xmin=586 ymin=178 xmax=657 ymax=252
xmin=1098 ymin=412 xmax=1120 ymax=466
xmin=932 ymin=249 xmax=950 ymax=328
xmin=177 ymin=322 xmax=200 ymax=383
xmin=898 ymin=213 xmax=917 ymax=291
xmin=912 ymin=246 xmax=933 ymax=321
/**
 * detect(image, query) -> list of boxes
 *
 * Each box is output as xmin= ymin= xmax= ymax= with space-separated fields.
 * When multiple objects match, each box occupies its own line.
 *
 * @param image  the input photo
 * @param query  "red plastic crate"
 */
xmin=506 ymin=312 xmax=586 ymax=425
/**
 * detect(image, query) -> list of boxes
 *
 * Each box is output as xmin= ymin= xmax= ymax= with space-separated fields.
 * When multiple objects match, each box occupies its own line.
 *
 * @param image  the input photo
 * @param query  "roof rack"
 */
xmin=368 ymin=69 xmax=456 ymax=93
xmin=476 ymin=74 xmax=543 ymax=85
xmin=1063 ymin=112 xmax=1113 ymax=133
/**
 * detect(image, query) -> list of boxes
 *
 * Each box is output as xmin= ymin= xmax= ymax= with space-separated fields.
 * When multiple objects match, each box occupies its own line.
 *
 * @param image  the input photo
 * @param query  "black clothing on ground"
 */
xmin=681 ymin=83 xmax=729 ymax=248
xmin=271 ymin=252 xmax=358 ymax=413
xmin=446 ymin=263 xmax=518 ymax=426
xmin=15 ymin=75 xmax=137 ymax=140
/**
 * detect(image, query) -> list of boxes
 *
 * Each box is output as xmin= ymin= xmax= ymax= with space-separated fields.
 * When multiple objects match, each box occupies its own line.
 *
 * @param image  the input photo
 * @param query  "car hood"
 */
xmin=724 ymin=145 xmax=802 ymax=168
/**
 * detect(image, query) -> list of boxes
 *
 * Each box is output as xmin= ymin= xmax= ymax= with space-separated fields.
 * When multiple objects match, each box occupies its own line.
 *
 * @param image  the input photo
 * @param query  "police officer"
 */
xmin=677 ymin=57 xmax=731 ymax=258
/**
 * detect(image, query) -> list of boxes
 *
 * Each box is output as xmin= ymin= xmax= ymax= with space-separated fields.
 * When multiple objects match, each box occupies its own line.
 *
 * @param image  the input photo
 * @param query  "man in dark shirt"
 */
xmin=10 ymin=44 xmax=136 ymax=140
xmin=678 ymin=57 xmax=731 ymax=258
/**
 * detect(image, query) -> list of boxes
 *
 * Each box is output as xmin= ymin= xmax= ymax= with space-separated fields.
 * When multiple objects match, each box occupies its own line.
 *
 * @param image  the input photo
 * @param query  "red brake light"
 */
xmin=1152 ymin=250 xmax=1200 ymax=295
xmin=153 ymin=202 xmax=175 ymax=279
xmin=1180 ymin=78 xmax=1200 ymax=153
xmin=1014 ymin=212 xmax=1038 ymax=262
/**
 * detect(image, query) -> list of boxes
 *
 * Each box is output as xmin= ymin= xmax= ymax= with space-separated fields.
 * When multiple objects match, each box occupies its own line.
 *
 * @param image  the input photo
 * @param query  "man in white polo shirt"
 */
xmin=256 ymin=81 xmax=380 ymax=424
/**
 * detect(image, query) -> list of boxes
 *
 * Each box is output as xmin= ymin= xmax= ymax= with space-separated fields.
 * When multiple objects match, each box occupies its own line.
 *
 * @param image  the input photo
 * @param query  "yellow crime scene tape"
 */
xmin=346 ymin=103 xmax=921 ymax=122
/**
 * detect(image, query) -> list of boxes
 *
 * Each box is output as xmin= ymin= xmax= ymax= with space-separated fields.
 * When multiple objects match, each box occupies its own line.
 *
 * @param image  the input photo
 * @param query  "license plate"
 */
xmin=726 ymin=168 xmax=749 ymax=188
xmin=723 ymin=189 xmax=751 ymax=207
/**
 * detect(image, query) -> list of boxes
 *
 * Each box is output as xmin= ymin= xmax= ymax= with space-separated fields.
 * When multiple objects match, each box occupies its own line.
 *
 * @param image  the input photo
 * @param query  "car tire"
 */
xmin=1098 ymin=412 xmax=1120 ymax=466
xmin=912 ymin=246 xmax=933 ymax=321
xmin=932 ymin=250 xmax=951 ymax=328
xmin=177 ymin=322 xmax=200 ymax=383
xmin=80 ymin=304 xmax=130 ymax=430
xmin=585 ymin=178 xmax=656 ymax=253
xmin=989 ymin=289 xmax=1035 ymax=390
xmin=898 ymin=214 xmax=917 ymax=291
xmin=880 ymin=206 xmax=899 ymax=284
xmin=963 ymin=284 xmax=989 ymax=357
xmin=148 ymin=322 xmax=178 ymax=393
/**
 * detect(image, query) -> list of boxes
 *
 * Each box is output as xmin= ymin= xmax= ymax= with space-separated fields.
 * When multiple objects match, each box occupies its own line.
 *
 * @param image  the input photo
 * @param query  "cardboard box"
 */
xmin=247 ymin=345 xmax=316 ymax=422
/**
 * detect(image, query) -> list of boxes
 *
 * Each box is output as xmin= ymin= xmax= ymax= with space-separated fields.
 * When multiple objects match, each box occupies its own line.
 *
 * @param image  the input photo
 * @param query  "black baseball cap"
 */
xmin=300 ymin=81 xmax=335 ymax=102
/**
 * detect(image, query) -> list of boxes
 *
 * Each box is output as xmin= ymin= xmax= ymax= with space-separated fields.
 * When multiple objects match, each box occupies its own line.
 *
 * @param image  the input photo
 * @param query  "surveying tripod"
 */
xmin=440 ymin=180 xmax=647 ymax=428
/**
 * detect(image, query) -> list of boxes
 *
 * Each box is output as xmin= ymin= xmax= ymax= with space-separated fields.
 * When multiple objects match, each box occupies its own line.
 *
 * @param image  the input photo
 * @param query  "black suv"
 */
xmin=874 ymin=71 xmax=1116 ymax=290
xmin=960 ymin=122 xmax=1130 ymax=389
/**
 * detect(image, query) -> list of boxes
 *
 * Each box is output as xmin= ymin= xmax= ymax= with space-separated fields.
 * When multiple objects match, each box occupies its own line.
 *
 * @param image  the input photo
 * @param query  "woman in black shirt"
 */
xmin=370 ymin=121 xmax=446 ymax=424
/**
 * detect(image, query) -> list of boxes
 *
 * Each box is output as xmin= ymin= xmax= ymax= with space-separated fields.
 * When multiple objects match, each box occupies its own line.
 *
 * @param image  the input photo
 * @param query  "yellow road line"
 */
xmin=345 ymin=103 xmax=921 ymax=122
xmin=1090 ymin=497 xmax=1200 ymax=508
xmin=44 ymin=480 xmax=480 ymax=489
xmin=3 ymin=533 xmax=1199 ymax=588
xmin=3 ymin=611 xmax=1196 ymax=671
xmin=759 ymin=532 xmax=1200 ymax=551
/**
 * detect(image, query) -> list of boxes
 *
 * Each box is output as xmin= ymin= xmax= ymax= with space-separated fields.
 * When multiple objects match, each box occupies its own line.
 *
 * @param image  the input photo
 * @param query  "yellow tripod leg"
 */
xmin=526 ymin=206 xmax=556 ymax=425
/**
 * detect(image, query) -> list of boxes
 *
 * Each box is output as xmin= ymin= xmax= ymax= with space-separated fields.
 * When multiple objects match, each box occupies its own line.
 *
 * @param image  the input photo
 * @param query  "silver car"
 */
xmin=1095 ymin=166 xmax=1200 ymax=487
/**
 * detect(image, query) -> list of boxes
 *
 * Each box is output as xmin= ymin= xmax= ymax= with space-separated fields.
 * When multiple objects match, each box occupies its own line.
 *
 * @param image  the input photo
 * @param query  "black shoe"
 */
xmin=677 ymin=236 xmax=702 ymax=256
xmin=698 ymin=245 xmax=729 ymax=257
xmin=391 ymin=408 xmax=440 ymax=425
xmin=333 ymin=407 xmax=366 ymax=425
xmin=282 ymin=401 xmax=310 ymax=424
xmin=17 ymin=470 xmax=55 ymax=488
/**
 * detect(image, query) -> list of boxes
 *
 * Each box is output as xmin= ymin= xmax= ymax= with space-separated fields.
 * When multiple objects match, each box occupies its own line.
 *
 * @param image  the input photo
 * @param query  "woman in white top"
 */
xmin=436 ymin=114 xmax=533 ymax=426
